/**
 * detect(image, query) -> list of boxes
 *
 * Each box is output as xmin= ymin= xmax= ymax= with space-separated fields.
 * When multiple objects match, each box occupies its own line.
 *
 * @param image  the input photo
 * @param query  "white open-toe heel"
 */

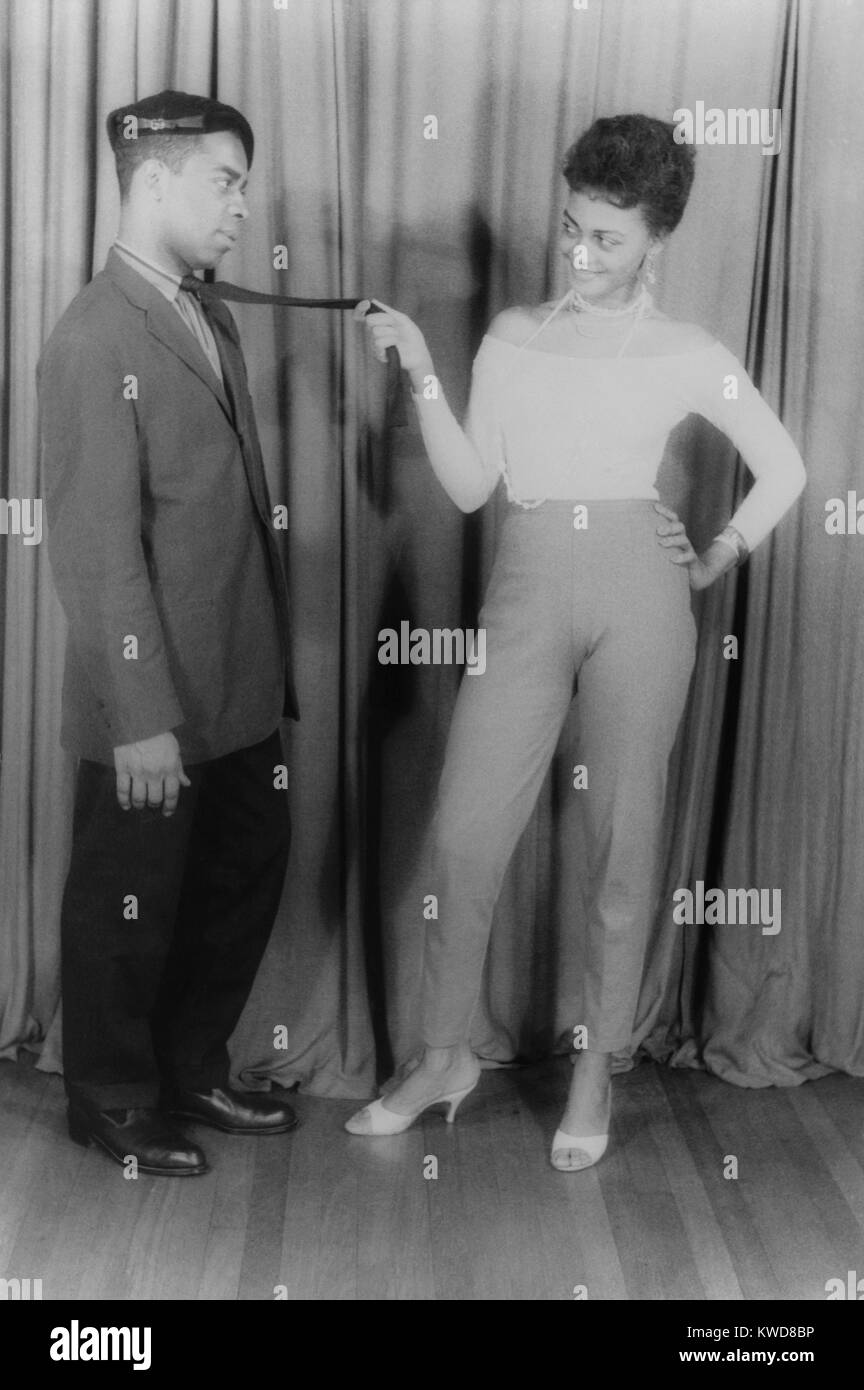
xmin=550 ymin=1129 xmax=608 ymax=1171
xmin=345 ymin=1076 xmax=479 ymax=1136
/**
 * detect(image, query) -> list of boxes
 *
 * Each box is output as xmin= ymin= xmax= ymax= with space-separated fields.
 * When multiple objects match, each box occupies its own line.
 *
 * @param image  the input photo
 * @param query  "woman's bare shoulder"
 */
xmin=486 ymin=305 xmax=547 ymax=345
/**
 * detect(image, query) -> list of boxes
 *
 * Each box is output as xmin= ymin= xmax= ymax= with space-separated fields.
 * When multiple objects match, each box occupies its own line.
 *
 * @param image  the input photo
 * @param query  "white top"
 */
xmin=463 ymin=333 xmax=806 ymax=553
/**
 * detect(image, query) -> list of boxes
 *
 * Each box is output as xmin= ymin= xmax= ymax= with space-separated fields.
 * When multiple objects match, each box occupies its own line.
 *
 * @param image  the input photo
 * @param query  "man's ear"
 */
xmin=138 ymin=158 xmax=166 ymax=201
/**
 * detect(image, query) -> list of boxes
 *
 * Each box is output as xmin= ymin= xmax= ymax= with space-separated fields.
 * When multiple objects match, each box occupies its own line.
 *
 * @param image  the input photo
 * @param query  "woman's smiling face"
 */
xmin=559 ymin=188 xmax=659 ymax=307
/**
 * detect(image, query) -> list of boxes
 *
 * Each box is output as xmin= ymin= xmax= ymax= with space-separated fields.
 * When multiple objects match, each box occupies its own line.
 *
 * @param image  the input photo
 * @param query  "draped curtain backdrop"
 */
xmin=1 ymin=0 xmax=861 ymax=1098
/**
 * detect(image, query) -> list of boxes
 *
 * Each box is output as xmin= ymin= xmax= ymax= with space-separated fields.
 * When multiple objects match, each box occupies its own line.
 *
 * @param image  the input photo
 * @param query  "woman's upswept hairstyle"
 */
xmin=562 ymin=114 xmax=695 ymax=237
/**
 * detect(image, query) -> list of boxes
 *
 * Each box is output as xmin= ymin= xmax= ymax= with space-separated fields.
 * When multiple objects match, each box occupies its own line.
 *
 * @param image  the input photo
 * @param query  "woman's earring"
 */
xmin=644 ymin=247 xmax=659 ymax=285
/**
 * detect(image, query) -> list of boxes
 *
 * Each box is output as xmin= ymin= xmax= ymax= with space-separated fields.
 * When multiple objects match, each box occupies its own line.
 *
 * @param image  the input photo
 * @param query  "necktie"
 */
xmin=180 ymin=276 xmax=404 ymax=416
xmin=180 ymin=274 xmax=368 ymax=313
xmin=174 ymin=286 xmax=224 ymax=382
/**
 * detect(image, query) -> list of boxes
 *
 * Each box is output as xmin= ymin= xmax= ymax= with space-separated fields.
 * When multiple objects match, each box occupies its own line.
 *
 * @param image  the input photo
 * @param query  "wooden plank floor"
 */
xmin=2 ymin=1055 xmax=863 ymax=1301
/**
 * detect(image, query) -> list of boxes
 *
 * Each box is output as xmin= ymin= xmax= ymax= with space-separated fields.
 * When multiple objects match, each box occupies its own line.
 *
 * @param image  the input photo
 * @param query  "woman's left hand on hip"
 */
xmin=653 ymin=503 xmax=713 ymax=590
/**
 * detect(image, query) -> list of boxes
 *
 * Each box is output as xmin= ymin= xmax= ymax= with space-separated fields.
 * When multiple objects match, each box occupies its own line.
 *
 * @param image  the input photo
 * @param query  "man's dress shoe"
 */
xmin=160 ymin=1085 xmax=299 ymax=1135
xmin=67 ymin=1104 xmax=208 ymax=1176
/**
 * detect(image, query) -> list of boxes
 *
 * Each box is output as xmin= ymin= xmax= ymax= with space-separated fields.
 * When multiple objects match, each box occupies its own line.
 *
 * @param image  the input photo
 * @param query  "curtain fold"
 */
xmin=0 ymin=0 xmax=859 ymax=1100
xmin=678 ymin=0 xmax=864 ymax=1085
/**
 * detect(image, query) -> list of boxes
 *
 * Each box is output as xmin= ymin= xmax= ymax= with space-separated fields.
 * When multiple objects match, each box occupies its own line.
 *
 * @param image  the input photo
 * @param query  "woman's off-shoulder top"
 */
xmin=463 ymin=331 xmax=806 ymax=552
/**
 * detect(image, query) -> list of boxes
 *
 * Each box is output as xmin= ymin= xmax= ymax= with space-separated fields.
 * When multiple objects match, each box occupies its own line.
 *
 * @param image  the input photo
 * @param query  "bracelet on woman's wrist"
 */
xmin=713 ymin=524 xmax=750 ymax=566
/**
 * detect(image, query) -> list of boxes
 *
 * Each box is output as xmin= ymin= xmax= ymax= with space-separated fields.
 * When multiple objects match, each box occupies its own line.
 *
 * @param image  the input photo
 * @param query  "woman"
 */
xmin=346 ymin=115 xmax=806 ymax=1170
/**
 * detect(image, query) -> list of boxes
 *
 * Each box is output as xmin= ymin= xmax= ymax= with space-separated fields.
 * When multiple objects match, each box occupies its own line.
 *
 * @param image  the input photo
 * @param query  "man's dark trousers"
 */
xmin=61 ymin=730 xmax=290 ymax=1110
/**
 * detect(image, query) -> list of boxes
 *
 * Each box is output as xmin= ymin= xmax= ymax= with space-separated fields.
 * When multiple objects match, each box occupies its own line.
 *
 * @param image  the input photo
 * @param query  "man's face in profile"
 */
xmin=155 ymin=130 xmax=249 ymax=272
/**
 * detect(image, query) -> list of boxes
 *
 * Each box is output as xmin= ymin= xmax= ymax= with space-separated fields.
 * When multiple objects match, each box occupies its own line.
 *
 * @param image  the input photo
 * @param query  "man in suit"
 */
xmin=38 ymin=91 xmax=299 ymax=1176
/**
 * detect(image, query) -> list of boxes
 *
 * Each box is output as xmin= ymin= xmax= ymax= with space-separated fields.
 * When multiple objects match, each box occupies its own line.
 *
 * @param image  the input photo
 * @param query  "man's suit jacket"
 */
xmin=38 ymin=248 xmax=299 ymax=766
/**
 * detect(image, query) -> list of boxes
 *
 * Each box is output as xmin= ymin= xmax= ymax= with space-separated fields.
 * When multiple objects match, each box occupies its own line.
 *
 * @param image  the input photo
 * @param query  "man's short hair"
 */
xmin=106 ymin=89 xmax=254 ymax=199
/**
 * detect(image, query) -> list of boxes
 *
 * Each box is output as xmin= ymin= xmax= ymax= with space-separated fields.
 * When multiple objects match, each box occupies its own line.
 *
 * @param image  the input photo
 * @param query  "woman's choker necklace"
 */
xmin=517 ymin=283 xmax=651 ymax=357
xmin=567 ymin=284 xmax=652 ymax=318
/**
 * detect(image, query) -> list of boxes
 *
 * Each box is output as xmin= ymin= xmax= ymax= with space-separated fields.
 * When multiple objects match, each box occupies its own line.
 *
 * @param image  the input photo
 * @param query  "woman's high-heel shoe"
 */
xmin=550 ymin=1129 xmax=608 ymax=1171
xmin=344 ymin=1074 xmax=479 ymax=1136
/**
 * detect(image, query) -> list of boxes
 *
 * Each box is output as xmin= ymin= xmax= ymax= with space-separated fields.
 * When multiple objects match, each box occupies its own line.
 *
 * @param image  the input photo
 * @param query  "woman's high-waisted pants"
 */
xmin=421 ymin=500 xmax=698 ymax=1053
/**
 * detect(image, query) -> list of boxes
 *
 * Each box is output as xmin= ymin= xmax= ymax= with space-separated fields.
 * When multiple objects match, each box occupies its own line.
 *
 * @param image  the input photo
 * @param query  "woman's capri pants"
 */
xmin=421 ymin=498 xmax=697 ymax=1053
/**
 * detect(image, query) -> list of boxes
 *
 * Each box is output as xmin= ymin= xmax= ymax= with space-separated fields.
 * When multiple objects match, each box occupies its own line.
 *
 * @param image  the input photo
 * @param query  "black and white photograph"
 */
xmin=1 ymin=0 xmax=863 ymax=1338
